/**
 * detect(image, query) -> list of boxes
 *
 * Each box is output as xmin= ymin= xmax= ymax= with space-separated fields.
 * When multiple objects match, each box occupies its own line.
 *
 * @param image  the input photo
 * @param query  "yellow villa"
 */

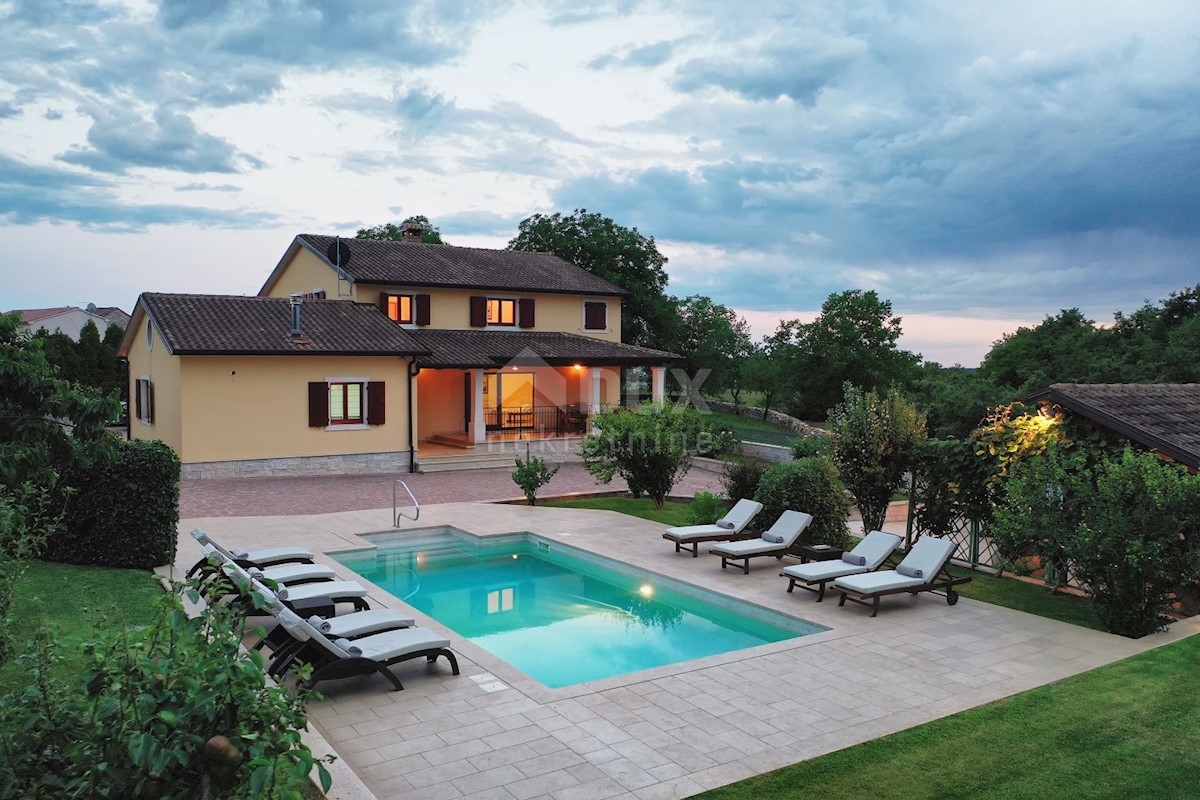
xmin=118 ymin=226 xmax=680 ymax=478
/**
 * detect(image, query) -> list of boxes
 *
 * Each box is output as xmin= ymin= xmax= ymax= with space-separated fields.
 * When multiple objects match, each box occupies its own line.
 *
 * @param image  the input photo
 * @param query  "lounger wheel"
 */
xmin=947 ymin=589 xmax=959 ymax=605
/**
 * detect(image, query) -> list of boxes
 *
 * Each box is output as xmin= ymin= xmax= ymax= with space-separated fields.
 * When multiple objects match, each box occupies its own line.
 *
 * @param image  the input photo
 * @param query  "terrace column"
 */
xmin=589 ymin=367 xmax=602 ymax=433
xmin=469 ymin=368 xmax=486 ymax=444
xmin=651 ymin=365 xmax=666 ymax=404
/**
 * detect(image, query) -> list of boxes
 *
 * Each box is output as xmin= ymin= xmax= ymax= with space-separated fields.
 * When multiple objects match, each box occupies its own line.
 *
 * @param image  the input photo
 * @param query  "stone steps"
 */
xmin=415 ymin=452 xmax=515 ymax=473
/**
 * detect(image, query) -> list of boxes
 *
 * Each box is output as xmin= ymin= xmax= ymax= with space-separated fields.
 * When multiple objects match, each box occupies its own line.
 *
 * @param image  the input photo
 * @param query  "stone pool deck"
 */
xmin=176 ymin=503 xmax=1199 ymax=800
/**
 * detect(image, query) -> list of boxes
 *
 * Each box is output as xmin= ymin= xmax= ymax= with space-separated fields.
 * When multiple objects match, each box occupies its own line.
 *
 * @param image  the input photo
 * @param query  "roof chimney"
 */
xmin=289 ymin=293 xmax=311 ymax=344
xmin=399 ymin=221 xmax=425 ymax=243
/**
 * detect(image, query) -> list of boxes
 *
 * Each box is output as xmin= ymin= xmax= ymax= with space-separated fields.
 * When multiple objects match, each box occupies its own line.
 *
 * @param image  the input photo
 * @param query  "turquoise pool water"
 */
xmin=334 ymin=532 xmax=824 ymax=688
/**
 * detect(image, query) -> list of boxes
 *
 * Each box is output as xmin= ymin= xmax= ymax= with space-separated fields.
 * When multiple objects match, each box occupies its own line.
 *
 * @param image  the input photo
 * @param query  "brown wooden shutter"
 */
xmin=469 ymin=296 xmax=487 ymax=327
xmin=415 ymin=294 xmax=431 ymax=326
xmin=377 ymin=292 xmax=389 ymax=317
xmin=308 ymin=382 xmax=328 ymax=427
xmin=585 ymin=302 xmax=606 ymax=330
xmin=518 ymin=298 xmax=535 ymax=329
xmin=367 ymin=382 xmax=386 ymax=425
xmin=134 ymin=379 xmax=143 ymax=421
xmin=146 ymin=381 xmax=155 ymax=424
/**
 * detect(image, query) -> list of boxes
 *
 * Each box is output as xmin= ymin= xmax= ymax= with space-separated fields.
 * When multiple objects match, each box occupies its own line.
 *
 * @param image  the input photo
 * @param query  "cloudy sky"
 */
xmin=2 ymin=0 xmax=1197 ymax=365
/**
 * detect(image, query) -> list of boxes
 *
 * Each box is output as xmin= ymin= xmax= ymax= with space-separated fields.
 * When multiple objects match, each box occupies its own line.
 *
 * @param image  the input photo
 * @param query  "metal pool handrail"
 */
xmin=393 ymin=480 xmax=420 ymax=526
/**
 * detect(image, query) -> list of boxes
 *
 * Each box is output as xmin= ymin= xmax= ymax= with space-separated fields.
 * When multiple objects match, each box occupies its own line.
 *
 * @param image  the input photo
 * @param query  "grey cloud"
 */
xmin=0 ymin=102 xmax=19 ymax=119
xmin=439 ymin=210 xmax=528 ymax=236
xmin=587 ymin=39 xmax=685 ymax=71
xmin=193 ymin=65 xmax=282 ymax=107
xmin=43 ymin=108 xmax=63 ymax=120
xmin=674 ymin=32 xmax=866 ymax=104
xmin=57 ymin=106 xmax=263 ymax=175
xmin=0 ymin=152 xmax=275 ymax=230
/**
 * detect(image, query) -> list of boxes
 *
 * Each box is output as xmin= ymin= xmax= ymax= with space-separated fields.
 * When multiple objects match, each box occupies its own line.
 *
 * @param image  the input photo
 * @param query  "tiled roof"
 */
xmin=1036 ymin=383 xmax=1200 ymax=468
xmin=407 ymin=329 xmax=681 ymax=369
xmin=9 ymin=306 xmax=80 ymax=324
xmin=137 ymin=293 xmax=427 ymax=356
xmin=296 ymin=234 xmax=629 ymax=297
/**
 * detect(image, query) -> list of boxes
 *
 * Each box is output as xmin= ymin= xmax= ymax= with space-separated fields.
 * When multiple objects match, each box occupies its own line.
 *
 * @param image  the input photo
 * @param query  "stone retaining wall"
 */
xmin=706 ymin=400 xmax=828 ymax=438
xmin=737 ymin=441 xmax=794 ymax=462
xmin=181 ymin=450 xmax=412 ymax=480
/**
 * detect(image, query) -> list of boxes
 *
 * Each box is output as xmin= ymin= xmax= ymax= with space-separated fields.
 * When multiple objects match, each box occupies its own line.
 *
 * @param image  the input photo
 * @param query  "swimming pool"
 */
xmin=334 ymin=529 xmax=825 ymax=688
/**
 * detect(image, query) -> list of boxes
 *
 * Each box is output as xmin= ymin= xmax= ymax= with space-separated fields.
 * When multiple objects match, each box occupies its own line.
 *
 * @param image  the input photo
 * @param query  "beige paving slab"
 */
xmin=179 ymin=502 xmax=1200 ymax=800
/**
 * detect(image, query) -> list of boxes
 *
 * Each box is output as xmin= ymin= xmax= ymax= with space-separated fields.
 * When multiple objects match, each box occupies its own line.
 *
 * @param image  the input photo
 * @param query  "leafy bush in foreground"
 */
xmin=0 ymin=575 xmax=332 ymax=799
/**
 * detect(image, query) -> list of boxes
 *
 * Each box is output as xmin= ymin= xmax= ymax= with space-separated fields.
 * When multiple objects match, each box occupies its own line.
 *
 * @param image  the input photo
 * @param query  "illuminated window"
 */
xmin=486 ymin=587 xmax=515 ymax=613
xmin=486 ymin=298 xmax=516 ymax=326
xmin=386 ymin=294 xmax=413 ymax=324
xmin=328 ymin=382 xmax=363 ymax=424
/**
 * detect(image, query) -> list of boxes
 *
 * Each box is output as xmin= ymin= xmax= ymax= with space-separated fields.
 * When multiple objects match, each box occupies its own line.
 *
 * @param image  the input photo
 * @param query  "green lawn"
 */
xmin=949 ymin=564 xmax=1103 ymax=630
xmin=541 ymin=496 xmax=695 ymax=527
xmin=693 ymin=633 xmax=1200 ymax=800
xmin=0 ymin=560 xmax=162 ymax=688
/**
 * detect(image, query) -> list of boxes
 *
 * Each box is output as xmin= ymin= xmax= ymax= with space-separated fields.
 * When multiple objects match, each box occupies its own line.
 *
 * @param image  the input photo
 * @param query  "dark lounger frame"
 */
xmin=664 ymin=530 xmax=758 ymax=557
xmin=836 ymin=565 xmax=972 ymax=617
xmin=269 ymin=638 xmax=460 ymax=691
xmin=782 ymin=555 xmax=899 ymax=602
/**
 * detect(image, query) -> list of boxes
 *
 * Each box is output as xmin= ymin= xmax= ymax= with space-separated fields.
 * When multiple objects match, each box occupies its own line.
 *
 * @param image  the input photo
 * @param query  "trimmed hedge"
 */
xmin=754 ymin=457 xmax=851 ymax=548
xmin=45 ymin=439 xmax=180 ymax=569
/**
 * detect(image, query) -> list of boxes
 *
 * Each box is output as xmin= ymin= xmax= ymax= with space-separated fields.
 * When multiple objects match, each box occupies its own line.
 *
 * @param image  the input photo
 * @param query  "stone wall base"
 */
xmin=480 ymin=437 xmax=585 ymax=462
xmin=182 ymin=451 xmax=413 ymax=480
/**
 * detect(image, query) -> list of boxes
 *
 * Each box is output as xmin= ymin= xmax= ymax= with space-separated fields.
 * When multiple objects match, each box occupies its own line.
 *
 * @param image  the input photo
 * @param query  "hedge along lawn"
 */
xmin=692 ymin=633 xmax=1200 ymax=800
xmin=0 ymin=560 xmax=162 ymax=689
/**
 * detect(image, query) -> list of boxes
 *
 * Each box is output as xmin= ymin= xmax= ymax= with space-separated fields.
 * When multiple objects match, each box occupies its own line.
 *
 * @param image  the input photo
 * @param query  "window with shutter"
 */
xmin=584 ymin=301 xmax=608 ymax=331
xmin=135 ymin=378 xmax=155 ymax=424
xmin=381 ymin=293 xmax=414 ymax=324
xmin=486 ymin=298 xmax=516 ymax=326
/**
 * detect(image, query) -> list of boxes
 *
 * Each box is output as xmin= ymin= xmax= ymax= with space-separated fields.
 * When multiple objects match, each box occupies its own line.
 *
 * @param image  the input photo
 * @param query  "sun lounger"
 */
xmin=708 ymin=510 xmax=813 ymax=574
xmin=187 ymin=528 xmax=314 ymax=577
xmin=779 ymin=530 xmax=902 ymax=601
xmin=203 ymin=548 xmax=371 ymax=613
xmin=834 ymin=536 xmax=971 ymax=617
xmin=253 ymin=563 xmax=337 ymax=586
xmin=663 ymin=499 xmax=764 ymax=557
xmin=257 ymin=589 xmax=458 ymax=692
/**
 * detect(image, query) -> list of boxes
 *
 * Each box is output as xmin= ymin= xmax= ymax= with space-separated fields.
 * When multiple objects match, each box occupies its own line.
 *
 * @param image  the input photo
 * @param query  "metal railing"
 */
xmin=483 ymin=404 xmax=590 ymax=436
xmin=393 ymin=480 xmax=420 ymax=526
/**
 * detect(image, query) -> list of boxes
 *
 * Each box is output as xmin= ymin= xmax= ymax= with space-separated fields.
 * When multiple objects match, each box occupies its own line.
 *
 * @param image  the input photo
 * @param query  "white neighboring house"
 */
xmin=10 ymin=306 xmax=117 ymax=340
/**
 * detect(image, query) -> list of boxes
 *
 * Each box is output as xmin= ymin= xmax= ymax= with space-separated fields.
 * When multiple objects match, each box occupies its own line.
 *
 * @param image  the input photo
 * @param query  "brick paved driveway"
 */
xmin=180 ymin=463 xmax=725 ymax=518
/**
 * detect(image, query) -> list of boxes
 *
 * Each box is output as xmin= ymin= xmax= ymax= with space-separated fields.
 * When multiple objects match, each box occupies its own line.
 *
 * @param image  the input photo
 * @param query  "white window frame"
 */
xmin=137 ymin=374 xmax=152 ymax=425
xmin=581 ymin=300 xmax=610 ymax=333
xmin=324 ymin=376 xmax=371 ymax=431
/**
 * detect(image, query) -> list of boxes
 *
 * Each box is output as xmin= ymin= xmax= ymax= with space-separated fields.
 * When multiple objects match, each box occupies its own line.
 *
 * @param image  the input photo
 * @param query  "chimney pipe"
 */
xmin=290 ymin=293 xmax=303 ymax=337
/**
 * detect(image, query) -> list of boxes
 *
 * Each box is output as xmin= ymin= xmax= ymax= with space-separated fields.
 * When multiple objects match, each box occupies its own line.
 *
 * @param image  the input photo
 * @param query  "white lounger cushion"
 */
xmin=344 ymin=627 xmax=452 ymax=661
xmin=834 ymin=537 xmax=956 ymax=594
xmin=258 ymin=564 xmax=336 ymax=584
xmin=781 ymin=559 xmax=871 ymax=582
xmin=244 ymin=545 xmax=316 ymax=564
xmin=834 ymin=571 xmax=926 ymax=593
xmin=710 ymin=510 xmax=812 ymax=556
xmin=277 ymin=580 xmax=368 ymax=602
xmin=781 ymin=530 xmax=903 ymax=582
xmin=313 ymin=609 xmax=416 ymax=638
xmin=664 ymin=499 xmax=763 ymax=540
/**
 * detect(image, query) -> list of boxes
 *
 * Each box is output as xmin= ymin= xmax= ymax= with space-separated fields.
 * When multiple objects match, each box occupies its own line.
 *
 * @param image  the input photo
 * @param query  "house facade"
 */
xmin=119 ymin=231 xmax=679 ymax=478
xmin=11 ymin=306 xmax=115 ymax=339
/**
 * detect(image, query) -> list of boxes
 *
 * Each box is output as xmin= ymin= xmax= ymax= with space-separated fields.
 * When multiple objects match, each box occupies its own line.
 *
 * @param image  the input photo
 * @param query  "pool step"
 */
xmin=415 ymin=452 xmax=515 ymax=473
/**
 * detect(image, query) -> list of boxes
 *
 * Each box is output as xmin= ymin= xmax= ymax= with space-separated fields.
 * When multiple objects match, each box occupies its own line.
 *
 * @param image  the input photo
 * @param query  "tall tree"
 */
xmin=356 ymin=214 xmax=445 ymax=244
xmin=676 ymin=295 xmax=752 ymax=398
xmin=786 ymin=290 xmax=919 ymax=419
xmin=508 ymin=209 xmax=676 ymax=349
xmin=979 ymin=308 xmax=1102 ymax=396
